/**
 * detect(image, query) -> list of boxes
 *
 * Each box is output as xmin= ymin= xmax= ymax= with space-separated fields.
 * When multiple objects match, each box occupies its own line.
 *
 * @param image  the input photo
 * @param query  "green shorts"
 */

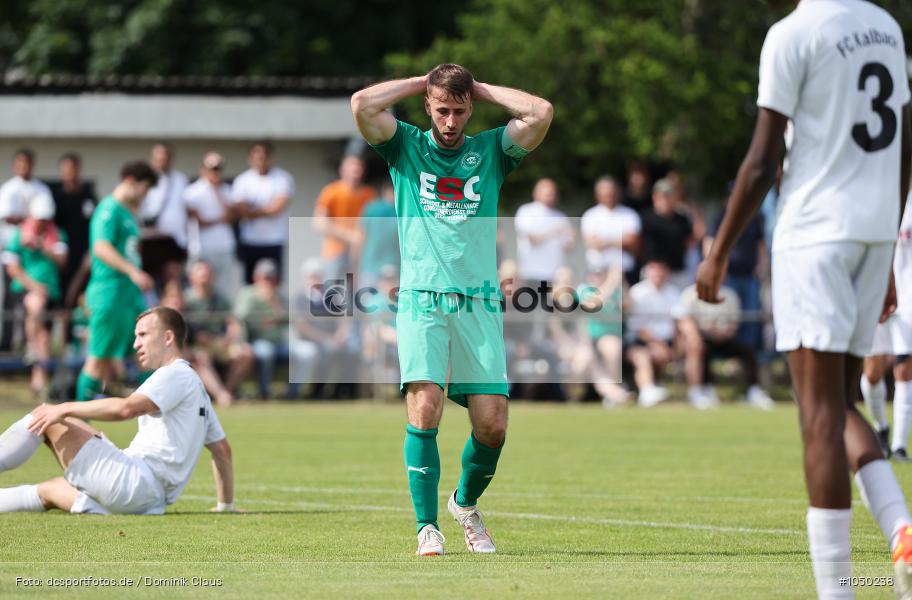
xmin=87 ymin=300 xmax=145 ymax=360
xmin=397 ymin=290 xmax=509 ymax=407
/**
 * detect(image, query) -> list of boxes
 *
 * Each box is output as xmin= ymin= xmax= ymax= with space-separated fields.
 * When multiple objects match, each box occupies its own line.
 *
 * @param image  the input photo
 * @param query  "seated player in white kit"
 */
xmin=0 ymin=306 xmax=237 ymax=514
xmin=861 ymin=187 xmax=912 ymax=460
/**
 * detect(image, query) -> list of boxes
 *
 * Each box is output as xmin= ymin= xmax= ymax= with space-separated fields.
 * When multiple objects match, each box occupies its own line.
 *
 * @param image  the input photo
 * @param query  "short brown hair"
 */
xmin=137 ymin=306 xmax=187 ymax=349
xmin=120 ymin=161 xmax=159 ymax=187
xmin=426 ymin=64 xmax=474 ymax=103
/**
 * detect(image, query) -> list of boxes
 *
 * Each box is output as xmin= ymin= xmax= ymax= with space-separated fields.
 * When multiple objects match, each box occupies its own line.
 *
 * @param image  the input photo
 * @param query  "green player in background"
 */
xmin=351 ymin=64 xmax=552 ymax=555
xmin=75 ymin=162 xmax=157 ymax=401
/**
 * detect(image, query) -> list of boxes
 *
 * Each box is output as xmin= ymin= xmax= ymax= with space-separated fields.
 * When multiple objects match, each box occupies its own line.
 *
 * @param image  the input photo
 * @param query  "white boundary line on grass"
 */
xmin=180 ymin=494 xmax=804 ymax=537
xmin=186 ymin=483 xmax=809 ymax=506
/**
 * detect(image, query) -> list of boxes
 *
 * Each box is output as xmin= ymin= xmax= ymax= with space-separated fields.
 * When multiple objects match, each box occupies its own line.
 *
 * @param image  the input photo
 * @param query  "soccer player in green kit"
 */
xmin=75 ymin=162 xmax=157 ymax=401
xmin=351 ymin=64 xmax=552 ymax=555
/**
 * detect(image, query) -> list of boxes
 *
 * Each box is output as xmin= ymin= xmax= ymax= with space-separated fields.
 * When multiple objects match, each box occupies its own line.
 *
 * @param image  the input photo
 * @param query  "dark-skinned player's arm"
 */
xmin=880 ymin=104 xmax=912 ymax=323
xmin=473 ymin=82 xmax=553 ymax=152
xmin=351 ymin=76 xmax=428 ymax=145
xmin=695 ymin=108 xmax=788 ymax=303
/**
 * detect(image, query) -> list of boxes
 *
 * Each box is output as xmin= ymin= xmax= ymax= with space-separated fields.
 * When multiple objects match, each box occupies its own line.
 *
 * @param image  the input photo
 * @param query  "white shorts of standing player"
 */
xmin=65 ymin=436 xmax=166 ymax=515
xmin=870 ymin=313 xmax=912 ymax=358
xmin=772 ymin=242 xmax=894 ymax=356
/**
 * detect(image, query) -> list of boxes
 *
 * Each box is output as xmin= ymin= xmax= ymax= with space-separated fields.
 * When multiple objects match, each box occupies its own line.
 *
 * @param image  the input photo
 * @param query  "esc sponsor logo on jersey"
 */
xmin=419 ymin=172 xmax=481 ymax=202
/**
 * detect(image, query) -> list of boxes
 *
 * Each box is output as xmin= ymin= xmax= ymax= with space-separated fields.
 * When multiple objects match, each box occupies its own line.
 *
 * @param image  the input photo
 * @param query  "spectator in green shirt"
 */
xmin=2 ymin=194 xmax=68 ymax=396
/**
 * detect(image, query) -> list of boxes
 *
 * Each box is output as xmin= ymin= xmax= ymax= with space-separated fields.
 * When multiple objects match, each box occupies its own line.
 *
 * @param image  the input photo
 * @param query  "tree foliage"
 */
xmin=4 ymin=0 xmax=461 ymax=77
xmin=387 ymin=0 xmax=912 ymax=210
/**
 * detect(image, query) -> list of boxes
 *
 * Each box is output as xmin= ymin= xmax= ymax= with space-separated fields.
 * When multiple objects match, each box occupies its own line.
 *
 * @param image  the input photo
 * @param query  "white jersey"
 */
xmin=231 ymin=167 xmax=294 ymax=246
xmin=580 ymin=203 xmax=641 ymax=273
xmin=627 ymin=280 xmax=681 ymax=343
xmin=124 ymin=359 xmax=225 ymax=505
xmin=895 ymin=192 xmax=912 ymax=316
xmin=183 ymin=178 xmax=236 ymax=255
xmin=758 ymin=0 xmax=910 ymax=251
xmin=140 ymin=169 xmax=189 ymax=248
xmin=0 ymin=176 xmax=52 ymax=247
xmin=514 ymin=201 xmax=572 ymax=281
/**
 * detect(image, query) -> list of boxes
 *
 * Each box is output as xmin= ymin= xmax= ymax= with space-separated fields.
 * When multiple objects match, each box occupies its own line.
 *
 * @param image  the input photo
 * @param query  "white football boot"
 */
xmin=416 ymin=525 xmax=445 ymax=556
xmin=448 ymin=491 xmax=496 ymax=553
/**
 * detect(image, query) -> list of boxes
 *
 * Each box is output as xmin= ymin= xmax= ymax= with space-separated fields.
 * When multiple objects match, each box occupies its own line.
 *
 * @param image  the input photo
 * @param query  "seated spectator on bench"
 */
xmin=2 ymin=194 xmax=67 ymax=397
xmin=625 ymin=259 xmax=702 ymax=408
xmin=677 ymin=283 xmax=775 ymax=411
xmin=184 ymin=260 xmax=254 ymax=406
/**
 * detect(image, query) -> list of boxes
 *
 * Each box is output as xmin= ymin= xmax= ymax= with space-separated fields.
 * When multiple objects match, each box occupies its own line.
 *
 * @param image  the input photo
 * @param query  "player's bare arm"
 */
xmin=93 ymin=240 xmax=154 ymax=292
xmin=206 ymin=438 xmax=239 ymax=513
xmin=696 ymin=107 xmax=787 ymax=303
xmin=351 ymin=76 xmax=427 ymax=145
xmin=473 ymin=82 xmax=553 ymax=152
xmin=27 ymin=392 xmax=160 ymax=435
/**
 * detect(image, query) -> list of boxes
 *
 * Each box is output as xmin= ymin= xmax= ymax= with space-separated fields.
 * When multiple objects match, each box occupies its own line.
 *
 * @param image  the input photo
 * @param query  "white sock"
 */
xmin=807 ymin=507 xmax=854 ymax=599
xmin=893 ymin=381 xmax=912 ymax=452
xmin=861 ymin=375 xmax=888 ymax=431
xmin=0 ymin=414 xmax=44 ymax=472
xmin=0 ymin=485 xmax=46 ymax=512
xmin=854 ymin=459 xmax=911 ymax=550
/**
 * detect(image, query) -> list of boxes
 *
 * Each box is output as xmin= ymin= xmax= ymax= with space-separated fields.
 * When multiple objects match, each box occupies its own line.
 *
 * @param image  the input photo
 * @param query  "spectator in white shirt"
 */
xmin=140 ymin=143 xmax=189 ymax=289
xmin=231 ymin=141 xmax=294 ymax=284
xmin=184 ymin=152 xmax=242 ymax=300
xmin=625 ymin=259 xmax=704 ymax=408
xmin=581 ymin=176 xmax=641 ymax=285
xmin=514 ymin=178 xmax=574 ymax=287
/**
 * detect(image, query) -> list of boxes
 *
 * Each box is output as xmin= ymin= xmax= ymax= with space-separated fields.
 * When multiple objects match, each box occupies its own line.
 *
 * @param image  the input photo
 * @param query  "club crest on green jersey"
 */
xmin=461 ymin=151 xmax=482 ymax=170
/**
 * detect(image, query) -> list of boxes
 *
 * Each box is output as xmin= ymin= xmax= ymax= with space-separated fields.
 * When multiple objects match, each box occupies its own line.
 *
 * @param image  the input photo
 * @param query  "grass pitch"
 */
xmin=0 ymin=401 xmax=903 ymax=598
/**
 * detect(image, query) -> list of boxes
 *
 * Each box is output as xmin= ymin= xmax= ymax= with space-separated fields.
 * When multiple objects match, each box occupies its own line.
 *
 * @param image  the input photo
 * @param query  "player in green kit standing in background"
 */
xmin=76 ymin=162 xmax=157 ymax=401
xmin=351 ymin=64 xmax=552 ymax=556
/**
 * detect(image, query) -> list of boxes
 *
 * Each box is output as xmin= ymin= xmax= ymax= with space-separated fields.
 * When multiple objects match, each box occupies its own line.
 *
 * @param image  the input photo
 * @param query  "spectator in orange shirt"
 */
xmin=313 ymin=155 xmax=376 ymax=281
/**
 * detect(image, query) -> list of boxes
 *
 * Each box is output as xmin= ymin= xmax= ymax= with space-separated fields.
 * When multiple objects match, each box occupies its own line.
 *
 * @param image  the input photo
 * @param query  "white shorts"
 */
xmin=772 ymin=242 xmax=893 ymax=356
xmin=65 ymin=436 xmax=166 ymax=515
xmin=869 ymin=312 xmax=912 ymax=357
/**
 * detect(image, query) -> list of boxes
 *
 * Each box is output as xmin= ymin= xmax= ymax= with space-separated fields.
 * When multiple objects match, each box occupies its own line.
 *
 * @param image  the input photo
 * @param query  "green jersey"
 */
xmin=5 ymin=226 xmax=68 ymax=301
xmin=86 ymin=195 xmax=143 ymax=307
xmin=370 ymin=120 xmax=522 ymax=298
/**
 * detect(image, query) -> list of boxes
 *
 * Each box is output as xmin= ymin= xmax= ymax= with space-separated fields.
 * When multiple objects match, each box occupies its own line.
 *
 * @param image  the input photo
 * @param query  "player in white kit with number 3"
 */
xmin=0 ymin=306 xmax=237 ymax=515
xmin=696 ymin=1 xmax=912 ymax=598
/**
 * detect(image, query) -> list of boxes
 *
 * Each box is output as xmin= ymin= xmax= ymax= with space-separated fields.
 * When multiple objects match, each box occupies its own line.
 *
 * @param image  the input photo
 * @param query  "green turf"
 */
xmin=0 ymin=402 xmax=903 ymax=598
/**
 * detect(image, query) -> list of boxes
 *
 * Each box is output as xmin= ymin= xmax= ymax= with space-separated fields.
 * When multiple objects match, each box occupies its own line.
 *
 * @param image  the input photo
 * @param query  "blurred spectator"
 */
xmin=314 ymin=155 xmax=375 ymax=281
xmin=2 ymin=194 xmax=67 ymax=396
xmin=232 ymin=141 xmax=294 ymax=284
xmin=514 ymin=178 xmax=573 ymax=287
xmin=579 ymin=267 xmax=630 ymax=407
xmin=0 ymin=149 xmax=53 ymax=350
xmin=623 ymin=160 xmax=652 ymax=215
xmin=184 ymin=152 xmax=243 ymax=300
xmin=358 ymin=179 xmax=399 ymax=288
xmin=292 ymin=258 xmax=358 ymax=399
xmin=548 ymin=267 xmax=593 ymax=398
xmin=49 ymin=153 xmax=96 ymax=309
xmin=139 ymin=143 xmax=189 ymax=289
xmin=640 ymin=178 xmax=694 ymax=290
xmin=665 ymin=170 xmax=706 ymax=285
xmin=184 ymin=260 xmax=254 ymax=407
xmin=0 ymin=149 xmax=51 ymax=242
xmin=235 ymin=258 xmax=308 ymax=399
xmin=626 ymin=260 xmax=699 ymax=407
xmin=359 ymin=264 xmax=400 ymax=385
xmin=677 ymin=284 xmax=774 ymax=410
xmin=704 ymin=187 xmax=767 ymax=351
xmin=581 ymin=175 xmax=641 ymax=285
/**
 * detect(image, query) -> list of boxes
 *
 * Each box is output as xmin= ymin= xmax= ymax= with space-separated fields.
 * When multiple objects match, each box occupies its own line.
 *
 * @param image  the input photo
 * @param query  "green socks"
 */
xmin=76 ymin=371 xmax=103 ymax=401
xmin=456 ymin=433 xmax=503 ymax=507
xmin=404 ymin=424 xmax=440 ymax=533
